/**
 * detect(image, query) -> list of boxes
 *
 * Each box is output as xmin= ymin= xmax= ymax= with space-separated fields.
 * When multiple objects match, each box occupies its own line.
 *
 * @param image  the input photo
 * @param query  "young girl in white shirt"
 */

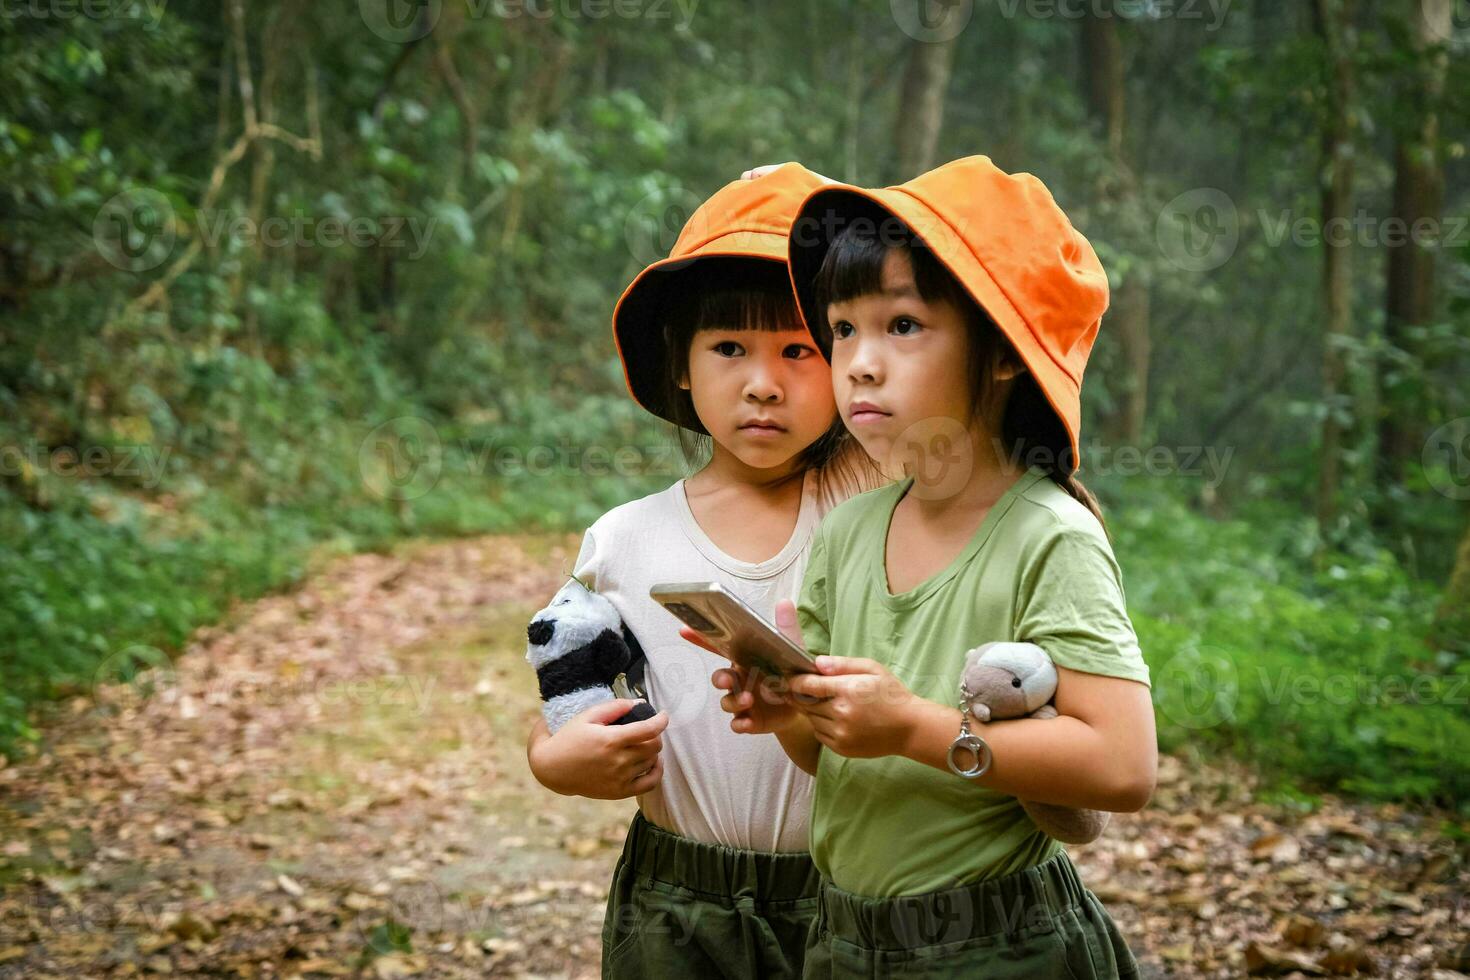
xmin=525 ymin=163 xmax=883 ymax=979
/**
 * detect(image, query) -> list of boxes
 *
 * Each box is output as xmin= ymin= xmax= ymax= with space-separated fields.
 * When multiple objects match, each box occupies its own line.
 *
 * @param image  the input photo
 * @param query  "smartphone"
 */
xmin=650 ymin=582 xmax=817 ymax=677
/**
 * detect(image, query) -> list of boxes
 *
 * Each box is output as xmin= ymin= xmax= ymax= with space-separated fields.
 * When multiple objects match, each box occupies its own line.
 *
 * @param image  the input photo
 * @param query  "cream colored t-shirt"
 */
xmin=572 ymin=465 xmax=863 ymax=852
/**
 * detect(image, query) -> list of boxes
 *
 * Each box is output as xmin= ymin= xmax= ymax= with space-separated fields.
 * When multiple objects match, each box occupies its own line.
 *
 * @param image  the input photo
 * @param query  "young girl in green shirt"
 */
xmin=693 ymin=156 xmax=1156 ymax=977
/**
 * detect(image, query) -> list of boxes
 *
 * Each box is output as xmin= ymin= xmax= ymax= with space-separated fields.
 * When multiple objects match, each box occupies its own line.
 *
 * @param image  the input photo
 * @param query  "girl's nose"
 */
xmin=744 ymin=378 xmax=782 ymax=403
xmin=846 ymin=342 xmax=881 ymax=385
xmin=744 ymin=362 xmax=783 ymax=402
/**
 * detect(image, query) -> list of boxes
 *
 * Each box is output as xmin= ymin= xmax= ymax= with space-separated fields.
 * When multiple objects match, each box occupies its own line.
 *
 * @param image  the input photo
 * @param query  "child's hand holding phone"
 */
xmin=682 ymin=599 xmax=809 ymax=735
xmin=691 ymin=599 xmax=926 ymax=760
xmin=711 ymin=663 xmax=803 ymax=736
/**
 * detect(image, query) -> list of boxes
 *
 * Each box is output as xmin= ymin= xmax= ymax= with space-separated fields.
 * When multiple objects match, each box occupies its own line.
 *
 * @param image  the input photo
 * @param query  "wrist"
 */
xmin=774 ymin=712 xmax=821 ymax=775
xmin=774 ymin=708 xmax=810 ymax=737
xmin=770 ymin=709 xmax=807 ymax=736
xmin=900 ymin=698 xmax=963 ymax=766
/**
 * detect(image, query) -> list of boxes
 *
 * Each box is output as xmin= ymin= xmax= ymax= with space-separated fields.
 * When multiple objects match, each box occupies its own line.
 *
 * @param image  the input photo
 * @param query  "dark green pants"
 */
xmin=601 ymin=811 xmax=820 ymax=979
xmin=802 ymin=850 xmax=1142 ymax=978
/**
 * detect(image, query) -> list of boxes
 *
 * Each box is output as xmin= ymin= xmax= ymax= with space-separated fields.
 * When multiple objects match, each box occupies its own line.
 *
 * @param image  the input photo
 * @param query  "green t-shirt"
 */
xmin=796 ymin=465 xmax=1152 ymax=897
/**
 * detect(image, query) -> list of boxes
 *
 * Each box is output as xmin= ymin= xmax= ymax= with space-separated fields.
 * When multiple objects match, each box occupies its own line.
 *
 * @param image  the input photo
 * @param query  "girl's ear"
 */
xmin=678 ymin=372 xmax=690 ymax=391
xmin=994 ymin=352 xmax=1028 ymax=382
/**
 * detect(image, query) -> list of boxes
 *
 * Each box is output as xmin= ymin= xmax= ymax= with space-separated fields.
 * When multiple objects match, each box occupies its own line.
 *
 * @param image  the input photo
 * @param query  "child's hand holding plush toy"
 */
xmin=526 ymin=578 xmax=656 ymax=733
xmin=961 ymin=641 xmax=1111 ymax=845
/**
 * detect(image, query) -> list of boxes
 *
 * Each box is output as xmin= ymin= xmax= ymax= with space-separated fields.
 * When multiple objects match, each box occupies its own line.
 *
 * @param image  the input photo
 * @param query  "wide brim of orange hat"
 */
xmin=613 ymin=236 xmax=787 ymax=428
xmin=787 ymin=184 xmax=1087 ymax=475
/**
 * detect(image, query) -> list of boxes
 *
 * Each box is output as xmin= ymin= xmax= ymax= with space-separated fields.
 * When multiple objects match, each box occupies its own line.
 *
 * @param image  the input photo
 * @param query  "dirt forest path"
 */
xmin=0 ymin=535 xmax=1465 ymax=979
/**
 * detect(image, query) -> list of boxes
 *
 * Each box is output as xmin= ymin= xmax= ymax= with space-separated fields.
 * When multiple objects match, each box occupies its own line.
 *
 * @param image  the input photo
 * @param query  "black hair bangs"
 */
xmin=811 ymin=218 xmax=978 ymax=332
xmin=662 ymin=257 xmax=801 ymax=339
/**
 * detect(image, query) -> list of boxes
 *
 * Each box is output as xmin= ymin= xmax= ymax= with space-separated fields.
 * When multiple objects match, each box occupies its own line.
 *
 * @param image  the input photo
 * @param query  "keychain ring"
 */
xmin=947 ymin=732 xmax=992 ymax=779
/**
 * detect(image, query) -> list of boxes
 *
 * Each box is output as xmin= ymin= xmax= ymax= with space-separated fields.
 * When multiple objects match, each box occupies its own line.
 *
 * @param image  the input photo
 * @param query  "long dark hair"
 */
xmin=657 ymin=257 xmax=879 ymax=493
xmin=812 ymin=221 xmax=1107 ymax=533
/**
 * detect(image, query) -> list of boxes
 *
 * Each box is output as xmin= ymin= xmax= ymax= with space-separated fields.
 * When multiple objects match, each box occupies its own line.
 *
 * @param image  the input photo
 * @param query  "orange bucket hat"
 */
xmin=786 ymin=155 xmax=1108 ymax=474
xmin=613 ymin=162 xmax=826 ymax=427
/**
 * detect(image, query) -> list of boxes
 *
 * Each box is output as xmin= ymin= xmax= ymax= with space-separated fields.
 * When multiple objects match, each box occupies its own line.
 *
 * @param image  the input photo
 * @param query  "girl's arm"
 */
xmin=525 ymin=703 xmax=670 ymax=800
xmin=523 ymin=525 xmax=672 ymax=799
xmin=740 ymin=163 xmax=837 ymax=183
xmin=901 ymin=666 xmax=1154 ymax=811
xmin=788 ymin=656 xmax=1157 ymax=812
xmin=774 ymin=713 xmax=822 ymax=776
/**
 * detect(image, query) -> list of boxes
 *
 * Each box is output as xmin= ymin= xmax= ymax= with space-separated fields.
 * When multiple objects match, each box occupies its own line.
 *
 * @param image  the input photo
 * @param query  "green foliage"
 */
xmin=1099 ymin=477 xmax=1470 ymax=810
xmin=358 ymin=916 xmax=414 ymax=967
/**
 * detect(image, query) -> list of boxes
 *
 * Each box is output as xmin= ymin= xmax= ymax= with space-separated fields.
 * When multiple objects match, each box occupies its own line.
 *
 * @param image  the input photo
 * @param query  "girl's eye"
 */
xmin=831 ymin=322 xmax=854 ymax=340
xmin=783 ymin=344 xmax=816 ymax=359
xmin=713 ymin=341 xmax=744 ymax=357
xmin=891 ymin=317 xmax=921 ymax=336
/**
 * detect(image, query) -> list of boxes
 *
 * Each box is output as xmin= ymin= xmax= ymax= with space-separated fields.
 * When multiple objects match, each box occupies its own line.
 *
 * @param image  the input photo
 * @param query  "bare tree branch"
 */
xmin=115 ymin=0 xmax=319 ymax=321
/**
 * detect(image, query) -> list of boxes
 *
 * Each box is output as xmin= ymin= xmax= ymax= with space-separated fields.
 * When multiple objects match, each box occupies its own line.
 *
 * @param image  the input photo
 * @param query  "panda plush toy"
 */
xmin=526 ymin=577 xmax=656 ymax=733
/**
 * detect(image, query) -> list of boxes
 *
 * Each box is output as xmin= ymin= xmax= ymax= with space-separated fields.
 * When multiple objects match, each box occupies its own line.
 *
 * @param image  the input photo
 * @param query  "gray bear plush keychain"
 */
xmin=525 ymin=577 xmax=656 ymax=733
xmin=960 ymin=641 xmax=1111 ymax=845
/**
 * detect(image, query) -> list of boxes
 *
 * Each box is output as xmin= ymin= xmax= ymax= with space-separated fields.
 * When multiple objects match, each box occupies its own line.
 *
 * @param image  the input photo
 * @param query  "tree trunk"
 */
xmin=893 ymin=33 xmax=957 ymax=182
xmin=433 ymin=36 xmax=477 ymax=199
xmin=1378 ymin=0 xmax=1450 ymax=491
xmin=1115 ymin=275 xmax=1151 ymax=445
xmin=1080 ymin=2 xmax=1150 ymax=447
xmin=843 ymin=7 xmax=862 ymax=184
xmin=1432 ymin=513 xmax=1470 ymax=650
xmin=1080 ymin=5 xmax=1124 ymax=160
xmin=1313 ymin=0 xmax=1357 ymax=537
